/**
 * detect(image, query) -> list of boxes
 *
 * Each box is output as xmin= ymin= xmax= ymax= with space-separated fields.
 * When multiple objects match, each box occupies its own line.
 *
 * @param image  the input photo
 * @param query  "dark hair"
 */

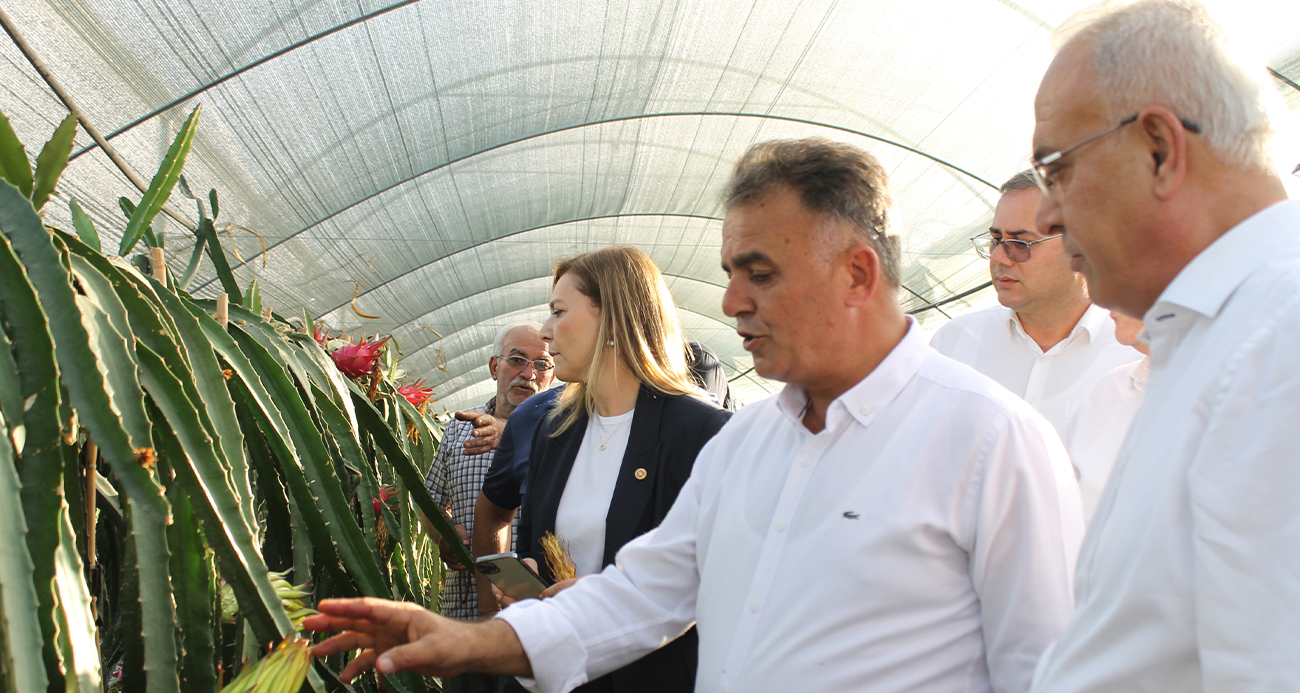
xmin=1000 ymin=169 xmax=1040 ymax=195
xmin=723 ymin=138 xmax=900 ymax=286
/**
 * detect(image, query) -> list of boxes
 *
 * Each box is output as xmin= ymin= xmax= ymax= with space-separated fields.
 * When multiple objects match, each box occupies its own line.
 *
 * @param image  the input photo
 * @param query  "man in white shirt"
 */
xmin=1025 ymin=1 xmax=1300 ymax=690
xmin=930 ymin=172 xmax=1139 ymax=438
xmin=304 ymin=138 xmax=1085 ymax=693
xmin=1064 ymin=312 xmax=1147 ymax=523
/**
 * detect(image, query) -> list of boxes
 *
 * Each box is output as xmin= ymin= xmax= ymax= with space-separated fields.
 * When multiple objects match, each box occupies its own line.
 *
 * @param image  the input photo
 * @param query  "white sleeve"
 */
xmin=971 ymin=410 xmax=1084 ymax=693
xmin=497 ymin=445 xmax=710 ymax=693
xmin=1187 ymin=315 xmax=1300 ymax=690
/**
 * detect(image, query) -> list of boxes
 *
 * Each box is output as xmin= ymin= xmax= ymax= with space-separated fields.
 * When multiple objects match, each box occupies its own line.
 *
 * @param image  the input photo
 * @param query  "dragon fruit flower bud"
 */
xmin=397 ymin=379 xmax=435 ymax=408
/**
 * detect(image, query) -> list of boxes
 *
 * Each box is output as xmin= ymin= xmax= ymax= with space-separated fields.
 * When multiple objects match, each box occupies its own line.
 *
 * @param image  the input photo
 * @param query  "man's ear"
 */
xmin=488 ymin=355 xmax=500 ymax=381
xmin=1139 ymin=106 xmax=1188 ymax=200
xmin=844 ymin=243 xmax=882 ymax=307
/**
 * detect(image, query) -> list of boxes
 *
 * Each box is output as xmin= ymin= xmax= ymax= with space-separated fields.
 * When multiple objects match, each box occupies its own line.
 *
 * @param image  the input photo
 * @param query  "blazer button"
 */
xmin=634 ymin=468 xmax=647 ymax=480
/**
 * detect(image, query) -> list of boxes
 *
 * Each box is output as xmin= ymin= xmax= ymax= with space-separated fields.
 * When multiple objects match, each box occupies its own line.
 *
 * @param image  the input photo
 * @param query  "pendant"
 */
xmin=599 ymin=444 xmax=606 ymax=451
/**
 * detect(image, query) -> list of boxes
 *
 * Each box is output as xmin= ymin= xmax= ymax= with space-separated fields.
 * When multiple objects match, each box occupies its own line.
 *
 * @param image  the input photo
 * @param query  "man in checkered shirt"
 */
xmin=423 ymin=322 xmax=555 ymax=690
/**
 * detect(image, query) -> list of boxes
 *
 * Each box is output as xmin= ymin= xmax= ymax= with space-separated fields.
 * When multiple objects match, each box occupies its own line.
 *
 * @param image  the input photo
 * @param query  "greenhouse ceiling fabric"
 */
xmin=2 ymin=0 xmax=1298 ymax=411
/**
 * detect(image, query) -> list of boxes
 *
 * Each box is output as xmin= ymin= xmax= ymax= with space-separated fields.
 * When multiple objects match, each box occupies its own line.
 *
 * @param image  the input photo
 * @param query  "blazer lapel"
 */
xmin=602 ymin=387 xmax=665 ymax=566
xmin=534 ymin=409 xmax=588 ymax=561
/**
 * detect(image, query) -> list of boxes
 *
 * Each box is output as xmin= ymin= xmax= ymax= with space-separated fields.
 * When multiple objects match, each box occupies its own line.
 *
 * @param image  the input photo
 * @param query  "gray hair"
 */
xmin=1001 ymin=170 xmax=1040 ymax=195
xmin=1054 ymin=0 xmax=1280 ymax=172
xmin=724 ymin=138 xmax=902 ymax=287
xmin=492 ymin=321 xmax=543 ymax=357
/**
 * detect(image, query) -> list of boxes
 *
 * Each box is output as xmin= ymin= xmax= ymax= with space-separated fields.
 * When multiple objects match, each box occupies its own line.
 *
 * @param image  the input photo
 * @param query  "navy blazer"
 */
xmin=518 ymin=386 xmax=731 ymax=693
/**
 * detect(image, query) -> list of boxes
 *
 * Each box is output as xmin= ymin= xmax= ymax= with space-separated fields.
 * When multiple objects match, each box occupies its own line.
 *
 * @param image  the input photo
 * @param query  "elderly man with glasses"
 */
xmin=1025 ymin=1 xmax=1300 ymax=691
xmin=422 ymin=321 xmax=555 ymax=693
xmin=929 ymin=171 xmax=1140 ymax=441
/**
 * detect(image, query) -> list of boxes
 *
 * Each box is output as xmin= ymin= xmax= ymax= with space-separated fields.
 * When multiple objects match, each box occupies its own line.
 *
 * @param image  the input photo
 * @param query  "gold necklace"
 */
xmin=596 ymin=412 xmax=631 ymax=451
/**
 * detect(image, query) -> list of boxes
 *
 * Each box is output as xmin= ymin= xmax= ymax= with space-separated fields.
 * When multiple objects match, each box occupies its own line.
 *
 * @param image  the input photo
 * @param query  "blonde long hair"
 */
xmin=548 ymin=246 xmax=703 ymax=435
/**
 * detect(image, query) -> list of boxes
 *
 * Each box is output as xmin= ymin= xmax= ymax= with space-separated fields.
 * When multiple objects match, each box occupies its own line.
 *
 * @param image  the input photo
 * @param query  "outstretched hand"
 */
xmin=302 ymin=597 xmax=530 ymax=682
xmin=456 ymin=410 xmax=504 ymax=455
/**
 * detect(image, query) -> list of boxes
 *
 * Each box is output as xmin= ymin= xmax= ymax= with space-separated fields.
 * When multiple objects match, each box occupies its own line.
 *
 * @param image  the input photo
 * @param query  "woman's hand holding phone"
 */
xmin=488 ymin=557 xmax=585 ymax=609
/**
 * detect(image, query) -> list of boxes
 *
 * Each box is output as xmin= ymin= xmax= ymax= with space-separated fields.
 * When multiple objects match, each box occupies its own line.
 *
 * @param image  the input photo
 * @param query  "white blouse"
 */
xmin=553 ymin=410 xmax=635 ymax=576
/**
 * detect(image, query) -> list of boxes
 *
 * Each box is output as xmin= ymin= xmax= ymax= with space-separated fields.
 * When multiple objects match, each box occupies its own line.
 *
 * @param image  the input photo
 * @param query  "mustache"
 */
xmin=509 ymin=376 xmax=538 ymax=390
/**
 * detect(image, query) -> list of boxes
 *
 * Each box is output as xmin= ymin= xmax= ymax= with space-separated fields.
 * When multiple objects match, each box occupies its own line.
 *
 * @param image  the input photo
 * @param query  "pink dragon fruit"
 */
xmin=330 ymin=336 xmax=389 ymax=379
xmin=372 ymin=485 xmax=399 ymax=516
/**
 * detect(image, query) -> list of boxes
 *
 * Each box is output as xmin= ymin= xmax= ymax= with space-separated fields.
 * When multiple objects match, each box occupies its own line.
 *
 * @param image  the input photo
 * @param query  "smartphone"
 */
xmin=475 ymin=552 xmax=548 ymax=601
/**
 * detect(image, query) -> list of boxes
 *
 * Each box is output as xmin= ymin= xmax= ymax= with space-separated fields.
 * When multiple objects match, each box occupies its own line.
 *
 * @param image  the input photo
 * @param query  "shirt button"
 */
xmin=721 ymin=687 xmax=730 ymax=693
xmin=749 ymin=602 xmax=759 ymax=613
xmin=775 ymin=521 xmax=786 ymax=532
xmin=799 ymin=455 xmax=811 ymax=467
xmin=859 ymin=404 xmax=872 ymax=415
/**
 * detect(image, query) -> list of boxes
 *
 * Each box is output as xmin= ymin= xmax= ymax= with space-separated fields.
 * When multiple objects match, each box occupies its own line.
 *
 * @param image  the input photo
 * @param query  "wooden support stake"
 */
xmin=82 ymin=438 xmax=99 ymax=621
xmin=82 ymin=440 xmax=98 ymax=570
xmin=216 ymin=293 xmax=229 ymax=329
xmin=149 ymin=247 xmax=166 ymax=285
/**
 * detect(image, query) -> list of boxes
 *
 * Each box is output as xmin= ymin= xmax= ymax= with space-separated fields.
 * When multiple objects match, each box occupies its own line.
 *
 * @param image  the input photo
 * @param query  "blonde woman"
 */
xmin=517 ymin=245 xmax=730 ymax=693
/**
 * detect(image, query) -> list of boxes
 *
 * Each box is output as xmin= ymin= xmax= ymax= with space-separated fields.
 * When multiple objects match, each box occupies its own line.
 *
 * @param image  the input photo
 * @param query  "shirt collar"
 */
xmin=1130 ymin=357 xmax=1150 ymax=394
xmin=777 ymin=317 xmax=928 ymax=430
xmin=1005 ymin=303 xmax=1108 ymax=346
xmin=1075 ymin=303 xmax=1111 ymax=341
xmin=1151 ymin=199 xmax=1300 ymax=321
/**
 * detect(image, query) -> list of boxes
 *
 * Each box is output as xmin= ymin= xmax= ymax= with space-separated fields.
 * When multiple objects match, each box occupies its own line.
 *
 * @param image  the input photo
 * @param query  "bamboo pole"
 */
xmin=216 ymin=293 xmax=229 ymax=329
xmin=149 ymin=247 xmax=166 ymax=285
xmin=82 ymin=439 xmax=98 ymax=620
xmin=82 ymin=440 xmax=98 ymax=569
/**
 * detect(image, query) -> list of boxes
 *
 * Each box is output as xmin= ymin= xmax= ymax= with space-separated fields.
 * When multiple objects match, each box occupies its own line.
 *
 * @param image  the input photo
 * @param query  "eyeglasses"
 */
xmin=1030 ymin=113 xmax=1201 ymax=197
xmin=970 ymin=233 xmax=1063 ymax=263
xmin=495 ymin=355 xmax=554 ymax=372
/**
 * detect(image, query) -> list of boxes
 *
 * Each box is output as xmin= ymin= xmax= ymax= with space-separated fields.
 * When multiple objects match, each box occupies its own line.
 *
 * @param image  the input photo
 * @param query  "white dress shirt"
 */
xmin=1032 ymin=199 xmax=1300 ymax=692
xmin=929 ymin=304 xmax=1140 ymax=438
xmin=1064 ymin=358 xmax=1148 ymax=523
xmin=500 ymin=320 xmax=1084 ymax=693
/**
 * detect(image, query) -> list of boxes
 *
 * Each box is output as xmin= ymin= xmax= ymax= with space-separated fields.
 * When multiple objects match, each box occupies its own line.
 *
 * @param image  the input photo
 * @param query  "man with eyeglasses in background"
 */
xmin=423 ymin=321 xmax=555 ymax=693
xmin=929 ymin=171 xmax=1139 ymax=441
